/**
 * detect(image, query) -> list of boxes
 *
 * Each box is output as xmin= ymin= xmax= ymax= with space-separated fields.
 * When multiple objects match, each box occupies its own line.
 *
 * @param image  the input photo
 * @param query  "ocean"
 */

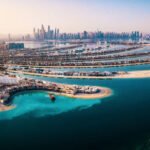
xmin=0 ymin=65 xmax=150 ymax=150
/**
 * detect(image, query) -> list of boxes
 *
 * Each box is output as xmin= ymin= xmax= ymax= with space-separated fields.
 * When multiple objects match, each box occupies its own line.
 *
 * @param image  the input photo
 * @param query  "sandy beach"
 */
xmin=112 ymin=70 xmax=150 ymax=78
xmin=49 ymin=87 xmax=112 ymax=100
xmin=143 ymin=44 xmax=150 ymax=46
xmin=0 ymin=78 xmax=112 ymax=112
xmin=0 ymin=87 xmax=111 ymax=112
xmin=9 ymin=70 xmax=150 ymax=79
xmin=0 ymin=103 xmax=15 ymax=112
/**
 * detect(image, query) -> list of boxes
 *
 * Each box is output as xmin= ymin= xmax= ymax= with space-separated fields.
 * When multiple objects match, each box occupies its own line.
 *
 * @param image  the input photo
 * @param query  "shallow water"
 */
xmin=0 ymin=91 xmax=101 ymax=120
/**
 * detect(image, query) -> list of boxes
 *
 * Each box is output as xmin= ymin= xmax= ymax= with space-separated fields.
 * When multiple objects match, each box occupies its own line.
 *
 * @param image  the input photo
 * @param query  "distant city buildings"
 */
xmin=1 ymin=25 xmax=142 ymax=42
xmin=33 ymin=25 xmax=142 ymax=42
xmin=33 ymin=24 xmax=59 ymax=41
xmin=0 ymin=41 xmax=8 ymax=50
xmin=0 ymin=42 xmax=9 ymax=64
xmin=143 ymin=34 xmax=150 ymax=41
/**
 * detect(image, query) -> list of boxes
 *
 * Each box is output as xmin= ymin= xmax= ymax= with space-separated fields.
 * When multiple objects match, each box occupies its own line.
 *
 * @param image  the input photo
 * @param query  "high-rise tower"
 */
xmin=33 ymin=28 xmax=36 ymax=40
xmin=47 ymin=25 xmax=51 ymax=39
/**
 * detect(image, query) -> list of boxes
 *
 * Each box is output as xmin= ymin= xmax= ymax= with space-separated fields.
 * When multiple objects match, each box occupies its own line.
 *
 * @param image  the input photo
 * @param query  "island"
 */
xmin=0 ymin=75 xmax=112 ymax=112
xmin=9 ymin=69 xmax=150 ymax=79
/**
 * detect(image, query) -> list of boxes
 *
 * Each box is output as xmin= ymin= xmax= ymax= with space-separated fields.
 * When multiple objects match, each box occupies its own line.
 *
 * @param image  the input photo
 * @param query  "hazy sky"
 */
xmin=0 ymin=0 xmax=150 ymax=35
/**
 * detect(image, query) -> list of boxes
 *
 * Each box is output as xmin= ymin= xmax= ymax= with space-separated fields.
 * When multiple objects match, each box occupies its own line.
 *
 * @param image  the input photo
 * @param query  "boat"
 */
xmin=49 ymin=94 xmax=56 ymax=102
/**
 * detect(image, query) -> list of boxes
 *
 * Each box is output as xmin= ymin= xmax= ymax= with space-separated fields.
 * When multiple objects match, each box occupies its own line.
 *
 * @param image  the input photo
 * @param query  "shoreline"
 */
xmin=9 ymin=70 xmax=150 ymax=79
xmin=49 ymin=87 xmax=112 ymax=99
xmin=0 ymin=88 xmax=111 ymax=112
xmin=0 ymin=103 xmax=15 ymax=112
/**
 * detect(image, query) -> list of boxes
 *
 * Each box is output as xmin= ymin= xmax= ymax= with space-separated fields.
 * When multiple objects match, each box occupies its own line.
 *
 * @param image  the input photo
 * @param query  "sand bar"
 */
xmin=112 ymin=70 xmax=150 ymax=78
xmin=0 ymin=77 xmax=112 ymax=112
xmin=0 ymin=103 xmax=15 ymax=112
xmin=9 ymin=70 xmax=150 ymax=79
xmin=0 ymin=87 xmax=111 ymax=112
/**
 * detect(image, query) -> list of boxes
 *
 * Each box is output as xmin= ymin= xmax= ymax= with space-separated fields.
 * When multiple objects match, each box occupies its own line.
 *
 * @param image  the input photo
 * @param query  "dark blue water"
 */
xmin=0 ymin=74 xmax=150 ymax=149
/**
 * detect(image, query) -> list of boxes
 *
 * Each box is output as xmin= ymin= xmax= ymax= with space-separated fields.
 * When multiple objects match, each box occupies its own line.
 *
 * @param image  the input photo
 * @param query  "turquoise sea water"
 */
xmin=0 ymin=64 xmax=150 ymax=150
xmin=0 ymin=91 xmax=101 ymax=120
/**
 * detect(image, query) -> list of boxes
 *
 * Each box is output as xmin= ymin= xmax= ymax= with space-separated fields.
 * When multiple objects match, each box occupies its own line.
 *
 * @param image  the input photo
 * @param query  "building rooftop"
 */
xmin=0 ymin=76 xmax=19 ymax=85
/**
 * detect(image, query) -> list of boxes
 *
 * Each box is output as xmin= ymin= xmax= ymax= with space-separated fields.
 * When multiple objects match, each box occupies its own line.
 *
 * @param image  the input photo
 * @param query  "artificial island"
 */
xmin=0 ymin=74 xmax=111 ymax=112
xmin=0 ymin=26 xmax=150 ymax=112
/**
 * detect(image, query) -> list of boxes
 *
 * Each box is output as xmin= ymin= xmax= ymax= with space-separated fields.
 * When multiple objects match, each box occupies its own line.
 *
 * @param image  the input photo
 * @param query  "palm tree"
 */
xmin=0 ymin=64 xmax=6 ymax=72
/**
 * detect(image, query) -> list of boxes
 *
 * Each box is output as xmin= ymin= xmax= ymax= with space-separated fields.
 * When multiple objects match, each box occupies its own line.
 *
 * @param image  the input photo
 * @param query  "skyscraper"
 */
xmin=40 ymin=24 xmax=46 ymax=40
xmin=8 ymin=34 xmax=11 ymax=41
xmin=33 ymin=28 xmax=36 ymax=40
xmin=54 ymin=28 xmax=57 ymax=39
xmin=47 ymin=25 xmax=51 ymax=39
xmin=57 ymin=29 xmax=60 ymax=39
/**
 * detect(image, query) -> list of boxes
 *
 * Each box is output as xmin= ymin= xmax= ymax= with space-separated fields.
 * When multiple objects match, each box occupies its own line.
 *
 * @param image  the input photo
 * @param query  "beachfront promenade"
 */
xmin=0 ymin=76 xmax=111 ymax=112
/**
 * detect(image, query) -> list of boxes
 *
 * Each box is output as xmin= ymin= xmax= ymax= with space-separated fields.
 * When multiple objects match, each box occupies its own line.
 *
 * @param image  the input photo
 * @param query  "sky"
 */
xmin=0 ymin=0 xmax=150 ymax=35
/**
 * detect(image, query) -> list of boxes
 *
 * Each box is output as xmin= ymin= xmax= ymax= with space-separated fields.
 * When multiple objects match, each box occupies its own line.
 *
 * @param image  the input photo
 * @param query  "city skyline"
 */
xmin=31 ymin=24 xmax=141 ymax=41
xmin=0 ymin=0 xmax=150 ymax=35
